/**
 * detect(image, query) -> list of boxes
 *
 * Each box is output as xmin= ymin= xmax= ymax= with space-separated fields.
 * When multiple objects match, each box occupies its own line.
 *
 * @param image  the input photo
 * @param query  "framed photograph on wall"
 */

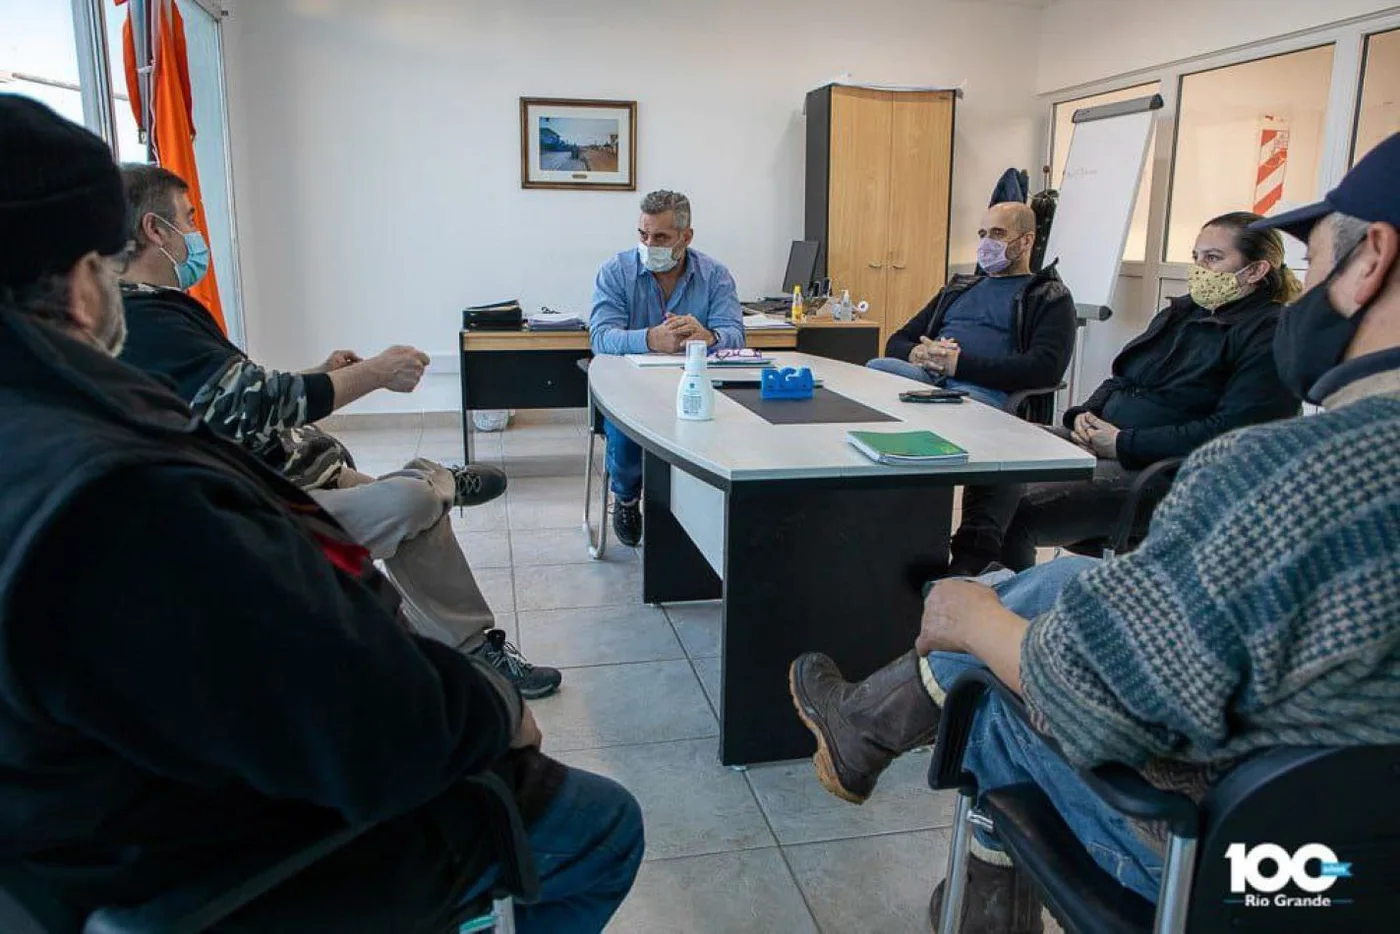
xmin=520 ymin=98 xmax=637 ymax=190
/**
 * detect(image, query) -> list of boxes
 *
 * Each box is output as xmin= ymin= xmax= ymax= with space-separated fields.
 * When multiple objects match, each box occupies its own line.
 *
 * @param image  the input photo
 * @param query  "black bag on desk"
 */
xmin=462 ymin=300 xmax=524 ymax=330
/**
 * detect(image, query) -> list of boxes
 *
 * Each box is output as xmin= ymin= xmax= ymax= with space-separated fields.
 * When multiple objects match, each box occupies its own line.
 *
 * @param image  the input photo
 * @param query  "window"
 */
xmin=1051 ymin=81 xmax=1160 ymax=261
xmin=1165 ymin=45 xmax=1334 ymax=263
xmin=106 ymin=1 xmax=149 ymax=163
xmin=0 ymin=0 xmax=85 ymax=124
xmin=1354 ymin=28 xmax=1400 ymax=165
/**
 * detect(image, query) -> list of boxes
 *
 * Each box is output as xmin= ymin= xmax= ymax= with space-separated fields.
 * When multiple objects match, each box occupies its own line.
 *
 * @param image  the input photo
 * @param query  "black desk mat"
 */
xmin=719 ymin=386 xmax=900 ymax=425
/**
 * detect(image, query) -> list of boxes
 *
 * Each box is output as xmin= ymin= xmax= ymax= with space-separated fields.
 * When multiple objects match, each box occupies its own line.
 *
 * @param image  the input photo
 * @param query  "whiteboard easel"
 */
xmin=1043 ymin=94 xmax=1163 ymax=406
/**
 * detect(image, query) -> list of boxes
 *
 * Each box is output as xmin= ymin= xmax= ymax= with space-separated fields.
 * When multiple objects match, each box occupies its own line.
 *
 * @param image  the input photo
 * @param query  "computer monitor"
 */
xmin=780 ymin=240 xmax=820 ymax=294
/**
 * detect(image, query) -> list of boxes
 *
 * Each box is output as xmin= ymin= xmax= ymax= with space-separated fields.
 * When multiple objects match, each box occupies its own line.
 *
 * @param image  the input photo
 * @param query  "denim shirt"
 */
xmin=588 ymin=247 xmax=745 ymax=355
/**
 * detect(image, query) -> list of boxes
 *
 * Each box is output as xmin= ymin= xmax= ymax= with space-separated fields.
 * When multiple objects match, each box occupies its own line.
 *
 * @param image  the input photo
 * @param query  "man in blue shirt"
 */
xmin=867 ymin=202 xmax=1076 ymax=411
xmin=589 ymin=189 xmax=744 ymax=546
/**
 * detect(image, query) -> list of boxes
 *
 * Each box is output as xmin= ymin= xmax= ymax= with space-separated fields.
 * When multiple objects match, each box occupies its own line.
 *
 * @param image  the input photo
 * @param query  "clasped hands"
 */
xmin=910 ymin=336 xmax=959 ymax=377
xmin=647 ymin=315 xmax=715 ymax=354
xmin=1071 ymin=411 xmax=1121 ymax=461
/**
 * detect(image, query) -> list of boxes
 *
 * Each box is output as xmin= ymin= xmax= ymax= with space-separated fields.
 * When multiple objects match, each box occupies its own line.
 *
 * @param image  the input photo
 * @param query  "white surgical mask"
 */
xmin=638 ymin=242 xmax=679 ymax=274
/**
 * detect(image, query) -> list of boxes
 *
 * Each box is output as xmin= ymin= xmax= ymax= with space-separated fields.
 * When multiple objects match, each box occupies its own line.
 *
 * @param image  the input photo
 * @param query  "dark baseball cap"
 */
xmin=1251 ymin=132 xmax=1400 ymax=242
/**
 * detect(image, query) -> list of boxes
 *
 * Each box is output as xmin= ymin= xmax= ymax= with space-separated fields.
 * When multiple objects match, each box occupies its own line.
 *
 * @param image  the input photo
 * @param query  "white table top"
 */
xmin=589 ymin=353 xmax=1096 ymax=483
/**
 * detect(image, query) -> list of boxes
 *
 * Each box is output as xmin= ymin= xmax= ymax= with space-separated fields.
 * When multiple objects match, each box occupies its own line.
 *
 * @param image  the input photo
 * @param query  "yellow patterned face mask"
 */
xmin=1188 ymin=264 xmax=1252 ymax=311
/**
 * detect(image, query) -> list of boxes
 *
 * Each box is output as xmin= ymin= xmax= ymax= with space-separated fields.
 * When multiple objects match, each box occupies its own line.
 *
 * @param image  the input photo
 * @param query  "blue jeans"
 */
xmin=864 ymin=356 xmax=1008 ymax=409
xmin=603 ymin=420 xmax=642 ymax=502
xmin=925 ymin=557 xmax=1164 ymax=902
xmin=458 ymin=767 xmax=645 ymax=932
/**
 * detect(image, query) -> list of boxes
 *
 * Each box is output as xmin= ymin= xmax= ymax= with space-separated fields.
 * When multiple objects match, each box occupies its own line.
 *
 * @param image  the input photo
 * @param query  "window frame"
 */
xmin=1350 ymin=26 xmax=1400 ymax=166
xmin=1038 ymin=7 xmax=1400 ymax=410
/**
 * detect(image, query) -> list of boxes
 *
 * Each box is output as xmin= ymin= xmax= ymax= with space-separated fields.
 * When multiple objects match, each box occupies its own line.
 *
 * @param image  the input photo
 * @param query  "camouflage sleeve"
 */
xmin=190 ymin=357 xmax=335 ymax=448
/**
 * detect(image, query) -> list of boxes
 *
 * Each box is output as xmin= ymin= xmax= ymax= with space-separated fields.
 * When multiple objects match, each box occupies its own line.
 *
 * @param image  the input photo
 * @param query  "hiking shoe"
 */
xmin=449 ymin=464 xmax=508 ymax=508
xmin=469 ymin=629 xmax=562 ymax=699
xmin=613 ymin=498 xmax=642 ymax=547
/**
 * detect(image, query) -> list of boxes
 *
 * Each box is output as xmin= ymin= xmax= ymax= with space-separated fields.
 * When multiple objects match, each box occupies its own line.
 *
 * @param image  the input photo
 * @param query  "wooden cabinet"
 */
xmin=805 ymin=85 xmax=955 ymax=349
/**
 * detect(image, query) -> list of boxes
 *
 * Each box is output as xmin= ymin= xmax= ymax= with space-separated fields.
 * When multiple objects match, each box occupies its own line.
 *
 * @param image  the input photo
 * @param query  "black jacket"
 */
xmin=0 ymin=305 xmax=536 ymax=924
xmin=1063 ymin=290 xmax=1299 ymax=470
xmin=885 ymin=263 xmax=1078 ymax=397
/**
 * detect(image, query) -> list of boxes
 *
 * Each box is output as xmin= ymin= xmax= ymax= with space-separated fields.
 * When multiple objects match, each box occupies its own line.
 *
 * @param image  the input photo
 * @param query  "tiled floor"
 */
xmin=335 ymin=411 xmax=1005 ymax=933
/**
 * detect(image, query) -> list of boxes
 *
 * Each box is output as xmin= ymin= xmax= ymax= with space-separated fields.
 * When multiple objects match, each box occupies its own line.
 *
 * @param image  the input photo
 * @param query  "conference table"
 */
xmin=588 ymin=352 xmax=1096 ymax=766
xmin=457 ymin=317 xmax=880 ymax=464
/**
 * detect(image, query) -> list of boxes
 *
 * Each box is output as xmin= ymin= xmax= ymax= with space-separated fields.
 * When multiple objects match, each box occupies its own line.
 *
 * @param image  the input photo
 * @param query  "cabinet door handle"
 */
xmin=892 ymin=262 xmax=907 ymax=270
xmin=868 ymin=261 xmax=884 ymax=269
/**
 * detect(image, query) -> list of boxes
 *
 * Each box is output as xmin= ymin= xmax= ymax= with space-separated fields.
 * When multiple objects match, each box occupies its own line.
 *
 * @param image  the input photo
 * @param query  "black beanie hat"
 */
xmin=0 ymin=94 xmax=128 ymax=288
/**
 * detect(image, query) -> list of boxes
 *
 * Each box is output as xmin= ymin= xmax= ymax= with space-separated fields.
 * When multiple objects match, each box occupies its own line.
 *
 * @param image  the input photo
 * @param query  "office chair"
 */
xmin=1002 ymin=384 xmax=1063 ymax=426
xmin=1063 ymin=456 xmax=1185 ymax=560
xmin=928 ymin=667 xmax=1400 ymax=933
xmin=578 ymin=358 xmax=610 ymax=560
xmin=1 ymin=772 xmax=538 ymax=934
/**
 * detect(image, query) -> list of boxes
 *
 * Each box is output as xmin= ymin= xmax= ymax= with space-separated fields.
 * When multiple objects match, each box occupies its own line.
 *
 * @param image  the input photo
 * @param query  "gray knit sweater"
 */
xmin=1020 ymin=362 xmax=1400 ymax=787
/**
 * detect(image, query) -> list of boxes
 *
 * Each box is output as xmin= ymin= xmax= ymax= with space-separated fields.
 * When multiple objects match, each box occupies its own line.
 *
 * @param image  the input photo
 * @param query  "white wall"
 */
xmin=221 ymin=0 xmax=1044 ymax=413
xmin=1037 ymin=0 xmax=1400 ymax=93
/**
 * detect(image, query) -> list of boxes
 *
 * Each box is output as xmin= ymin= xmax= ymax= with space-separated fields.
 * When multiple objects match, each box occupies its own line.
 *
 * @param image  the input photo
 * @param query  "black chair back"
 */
xmin=1186 ymin=744 xmax=1400 ymax=932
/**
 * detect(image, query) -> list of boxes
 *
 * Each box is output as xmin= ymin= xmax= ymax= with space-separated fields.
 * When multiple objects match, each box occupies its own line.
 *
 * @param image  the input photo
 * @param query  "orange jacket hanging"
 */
xmin=119 ymin=0 xmax=226 ymax=333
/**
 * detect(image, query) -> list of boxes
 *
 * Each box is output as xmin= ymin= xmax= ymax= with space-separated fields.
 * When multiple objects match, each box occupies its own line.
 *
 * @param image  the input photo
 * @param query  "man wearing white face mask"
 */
xmin=589 ymin=189 xmax=744 ymax=546
xmin=868 ymin=201 xmax=1076 ymax=414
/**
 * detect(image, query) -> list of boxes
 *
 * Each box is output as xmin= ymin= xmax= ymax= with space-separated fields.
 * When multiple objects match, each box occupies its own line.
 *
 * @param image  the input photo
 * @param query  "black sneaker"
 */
xmin=469 ymin=629 xmax=561 ymax=700
xmin=449 ymin=464 xmax=508 ymax=508
xmin=613 ymin=498 xmax=642 ymax=547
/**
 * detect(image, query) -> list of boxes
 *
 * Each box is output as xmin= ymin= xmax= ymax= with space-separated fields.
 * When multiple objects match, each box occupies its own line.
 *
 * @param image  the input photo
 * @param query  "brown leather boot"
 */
xmin=928 ymin=853 xmax=1045 ymax=934
xmin=788 ymin=650 xmax=940 ymax=804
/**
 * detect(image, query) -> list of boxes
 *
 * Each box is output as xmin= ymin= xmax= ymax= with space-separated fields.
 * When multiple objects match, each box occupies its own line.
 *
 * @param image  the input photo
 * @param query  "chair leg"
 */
xmin=582 ymin=428 xmax=610 ymax=561
xmin=1152 ymin=834 xmax=1197 ymax=934
xmin=493 ymin=896 xmax=516 ymax=934
xmin=938 ymin=791 xmax=976 ymax=933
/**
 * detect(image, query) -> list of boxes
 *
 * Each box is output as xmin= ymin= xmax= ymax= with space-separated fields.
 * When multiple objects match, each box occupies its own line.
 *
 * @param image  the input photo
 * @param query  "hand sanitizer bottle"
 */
xmin=676 ymin=339 xmax=715 ymax=421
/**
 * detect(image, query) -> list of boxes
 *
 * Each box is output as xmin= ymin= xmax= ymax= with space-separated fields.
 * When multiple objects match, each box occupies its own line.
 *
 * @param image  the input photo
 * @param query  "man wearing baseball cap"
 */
xmin=1250 ymin=133 xmax=1400 ymax=406
xmin=787 ymin=135 xmax=1400 ymax=933
xmin=0 ymin=94 xmax=641 ymax=931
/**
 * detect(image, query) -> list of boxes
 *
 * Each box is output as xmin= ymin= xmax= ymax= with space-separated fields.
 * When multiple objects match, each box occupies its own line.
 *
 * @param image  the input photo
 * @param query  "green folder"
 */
xmin=846 ymin=429 xmax=968 ymax=466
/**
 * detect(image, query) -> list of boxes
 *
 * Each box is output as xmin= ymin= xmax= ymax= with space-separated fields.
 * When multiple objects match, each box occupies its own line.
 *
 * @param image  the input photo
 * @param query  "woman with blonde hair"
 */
xmin=949 ymin=210 xmax=1303 ymax=575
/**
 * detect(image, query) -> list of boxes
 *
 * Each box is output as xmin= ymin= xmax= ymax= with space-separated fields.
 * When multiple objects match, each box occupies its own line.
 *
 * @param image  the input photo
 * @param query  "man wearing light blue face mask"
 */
xmin=116 ymin=165 xmax=562 ymax=699
xmin=589 ymin=189 xmax=744 ymax=546
xmin=867 ymin=201 xmax=1076 ymax=416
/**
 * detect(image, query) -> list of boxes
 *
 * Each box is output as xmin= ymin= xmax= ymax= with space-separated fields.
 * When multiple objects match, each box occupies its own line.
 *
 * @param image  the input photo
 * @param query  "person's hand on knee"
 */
xmin=916 ymin=579 xmax=1002 ymax=656
xmin=511 ymin=704 xmax=543 ymax=750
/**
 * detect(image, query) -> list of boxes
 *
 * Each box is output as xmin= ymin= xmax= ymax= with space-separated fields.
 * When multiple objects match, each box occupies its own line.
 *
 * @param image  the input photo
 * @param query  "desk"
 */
xmin=589 ymin=352 xmax=1095 ymax=766
xmin=458 ymin=320 xmax=878 ymax=462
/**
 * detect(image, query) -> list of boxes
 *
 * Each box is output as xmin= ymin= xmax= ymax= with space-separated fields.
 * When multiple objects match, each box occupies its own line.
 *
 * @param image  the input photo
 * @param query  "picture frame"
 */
xmin=520 ymin=98 xmax=637 ymax=191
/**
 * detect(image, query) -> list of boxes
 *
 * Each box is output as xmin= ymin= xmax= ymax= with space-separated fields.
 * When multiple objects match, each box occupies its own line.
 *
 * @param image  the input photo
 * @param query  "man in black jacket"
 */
xmin=868 ymin=201 xmax=1077 ymax=413
xmin=0 ymin=95 xmax=641 ymax=932
xmin=116 ymin=165 xmax=561 ymax=699
xmin=946 ymin=212 xmax=1301 ymax=576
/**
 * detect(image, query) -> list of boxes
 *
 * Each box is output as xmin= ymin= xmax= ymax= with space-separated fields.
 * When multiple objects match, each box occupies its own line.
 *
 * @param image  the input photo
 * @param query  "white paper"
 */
xmin=742 ymin=314 xmax=797 ymax=330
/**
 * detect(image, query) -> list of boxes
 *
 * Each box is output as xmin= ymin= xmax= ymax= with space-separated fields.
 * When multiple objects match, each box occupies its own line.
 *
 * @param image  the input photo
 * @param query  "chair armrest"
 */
xmin=927 ymin=668 xmax=1199 ymax=838
xmin=84 ymin=823 xmax=373 ymax=934
xmin=463 ymin=771 xmax=541 ymax=906
xmin=1002 ymin=385 xmax=1062 ymax=416
xmin=1107 ymin=456 xmax=1186 ymax=554
xmin=85 ymin=772 xmax=540 ymax=934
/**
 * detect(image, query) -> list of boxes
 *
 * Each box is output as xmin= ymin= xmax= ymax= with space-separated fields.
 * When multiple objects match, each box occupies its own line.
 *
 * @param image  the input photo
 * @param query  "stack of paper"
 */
xmin=847 ymin=430 xmax=968 ymax=466
xmin=743 ymin=314 xmax=796 ymax=330
xmin=527 ymin=308 xmax=586 ymax=331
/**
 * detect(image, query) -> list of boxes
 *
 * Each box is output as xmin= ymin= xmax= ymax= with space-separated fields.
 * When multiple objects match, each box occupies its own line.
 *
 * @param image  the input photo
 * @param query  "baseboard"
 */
xmin=318 ymin=411 xmax=459 ymax=431
xmin=319 ymin=409 xmax=585 ymax=431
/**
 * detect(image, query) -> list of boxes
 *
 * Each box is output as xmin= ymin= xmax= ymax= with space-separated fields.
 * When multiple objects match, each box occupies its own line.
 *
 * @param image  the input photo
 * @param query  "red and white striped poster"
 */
xmin=1254 ymin=117 xmax=1290 ymax=216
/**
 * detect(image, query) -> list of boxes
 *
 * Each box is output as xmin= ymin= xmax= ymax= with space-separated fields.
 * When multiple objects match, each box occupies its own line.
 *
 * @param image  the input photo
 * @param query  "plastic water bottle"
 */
xmin=676 ymin=340 xmax=715 ymax=421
